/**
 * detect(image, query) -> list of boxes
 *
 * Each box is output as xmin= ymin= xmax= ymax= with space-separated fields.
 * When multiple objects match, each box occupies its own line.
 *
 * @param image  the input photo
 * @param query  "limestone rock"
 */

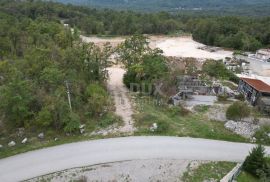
xmin=8 ymin=141 xmax=16 ymax=147
xmin=21 ymin=138 xmax=28 ymax=144
xmin=150 ymin=123 xmax=158 ymax=132
xmin=225 ymin=120 xmax=260 ymax=138
xmin=79 ymin=124 xmax=86 ymax=129
xmin=38 ymin=133 xmax=44 ymax=139
xmin=80 ymin=128 xmax=85 ymax=134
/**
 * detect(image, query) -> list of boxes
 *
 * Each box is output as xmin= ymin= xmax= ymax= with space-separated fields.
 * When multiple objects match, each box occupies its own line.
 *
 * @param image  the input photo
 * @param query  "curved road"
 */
xmin=0 ymin=136 xmax=270 ymax=182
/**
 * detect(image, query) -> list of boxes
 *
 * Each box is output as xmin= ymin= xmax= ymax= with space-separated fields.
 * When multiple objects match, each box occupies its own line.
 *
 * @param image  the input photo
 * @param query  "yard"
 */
xmin=182 ymin=161 xmax=236 ymax=182
xmin=133 ymin=96 xmax=248 ymax=143
xmin=237 ymin=172 xmax=260 ymax=182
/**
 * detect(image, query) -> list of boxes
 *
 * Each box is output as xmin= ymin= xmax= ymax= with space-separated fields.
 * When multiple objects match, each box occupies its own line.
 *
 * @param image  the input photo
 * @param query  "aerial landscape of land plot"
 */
xmin=0 ymin=0 xmax=270 ymax=181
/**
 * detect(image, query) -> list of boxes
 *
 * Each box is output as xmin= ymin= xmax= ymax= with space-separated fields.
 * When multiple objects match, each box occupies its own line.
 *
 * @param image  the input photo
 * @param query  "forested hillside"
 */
xmin=54 ymin=0 xmax=270 ymax=16
xmin=0 ymin=0 xmax=113 ymax=134
xmin=7 ymin=0 xmax=268 ymax=51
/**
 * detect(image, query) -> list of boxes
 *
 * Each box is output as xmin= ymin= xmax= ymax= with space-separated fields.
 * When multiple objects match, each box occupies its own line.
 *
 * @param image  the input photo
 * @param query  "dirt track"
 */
xmin=107 ymin=67 xmax=135 ymax=134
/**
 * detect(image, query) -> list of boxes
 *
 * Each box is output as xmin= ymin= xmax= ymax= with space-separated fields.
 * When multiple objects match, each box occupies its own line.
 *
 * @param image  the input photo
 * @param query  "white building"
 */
xmin=255 ymin=49 xmax=270 ymax=61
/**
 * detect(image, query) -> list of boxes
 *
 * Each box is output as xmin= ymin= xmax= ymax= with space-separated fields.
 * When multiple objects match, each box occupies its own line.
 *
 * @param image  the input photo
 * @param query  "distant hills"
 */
xmin=53 ymin=0 xmax=270 ymax=16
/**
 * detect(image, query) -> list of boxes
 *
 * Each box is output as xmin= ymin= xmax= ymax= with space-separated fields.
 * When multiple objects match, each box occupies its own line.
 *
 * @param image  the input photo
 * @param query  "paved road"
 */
xmin=1 ymin=136 xmax=270 ymax=182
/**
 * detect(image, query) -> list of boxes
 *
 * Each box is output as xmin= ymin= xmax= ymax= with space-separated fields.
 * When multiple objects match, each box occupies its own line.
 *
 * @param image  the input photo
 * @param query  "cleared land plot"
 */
xmin=28 ymin=159 xmax=190 ymax=182
xmin=134 ymin=96 xmax=247 ymax=143
xmin=182 ymin=161 xmax=236 ymax=182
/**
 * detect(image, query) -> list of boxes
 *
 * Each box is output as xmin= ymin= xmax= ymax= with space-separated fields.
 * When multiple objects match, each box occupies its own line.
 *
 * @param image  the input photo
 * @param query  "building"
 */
xmin=238 ymin=77 xmax=270 ymax=110
xmin=177 ymin=76 xmax=212 ymax=95
xmin=255 ymin=49 xmax=270 ymax=61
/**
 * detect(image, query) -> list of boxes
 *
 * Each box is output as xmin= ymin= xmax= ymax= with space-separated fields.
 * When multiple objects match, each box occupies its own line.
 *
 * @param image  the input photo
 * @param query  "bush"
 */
xmin=167 ymin=106 xmax=190 ymax=117
xmin=218 ymin=94 xmax=229 ymax=102
xmin=235 ymin=93 xmax=245 ymax=101
xmin=155 ymin=121 xmax=169 ymax=134
xmin=243 ymin=145 xmax=268 ymax=177
xmin=63 ymin=112 xmax=80 ymax=133
xmin=98 ymin=113 xmax=121 ymax=128
xmin=123 ymin=70 xmax=137 ymax=90
xmin=226 ymin=101 xmax=250 ymax=121
xmin=202 ymin=60 xmax=239 ymax=84
xmin=123 ymin=54 xmax=168 ymax=93
xmin=35 ymin=107 xmax=53 ymax=127
xmin=85 ymin=84 xmax=108 ymax=116
xmin=254 ymin=126 xmax=270 ymax=145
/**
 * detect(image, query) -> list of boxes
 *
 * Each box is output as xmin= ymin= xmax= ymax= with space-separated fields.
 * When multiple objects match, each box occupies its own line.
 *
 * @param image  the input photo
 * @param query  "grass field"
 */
xmin=237 ymin=171 xmax=260 ymax=182
xmin=134 ymin=96 xmax=247 ymax=143
xmin=182 ymin=161 xmax=236 ymax=182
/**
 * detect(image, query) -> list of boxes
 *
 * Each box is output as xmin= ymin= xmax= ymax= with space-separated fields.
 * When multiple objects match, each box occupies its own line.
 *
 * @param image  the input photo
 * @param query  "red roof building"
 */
xmin=240 ymin=78 xmax=270 ymax=93
xmin=238 ymin=77 xmax=270 ymax=106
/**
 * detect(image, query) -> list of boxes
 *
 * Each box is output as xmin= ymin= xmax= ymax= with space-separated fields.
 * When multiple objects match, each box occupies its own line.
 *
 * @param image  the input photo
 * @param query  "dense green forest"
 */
xmin=0 ymin=0 xmax=113 ymax=133
xmin=3 ymin=0 xmax=268 ymax=51
xmin=54 ymin=0 xmax=270 ymax=16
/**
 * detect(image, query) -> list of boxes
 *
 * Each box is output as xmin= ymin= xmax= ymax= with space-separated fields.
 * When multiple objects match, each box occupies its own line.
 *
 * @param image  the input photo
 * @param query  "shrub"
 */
xmin=63 ymin=112 xmax=80 ymax=133
xmin=85 ymin=84 xmax=108 ymax=116
xmin=235 ymin=93 xmax=245 ymax=101
xmin=98 ymin=113 xmax=121 ymax=128
xmin=218 ymin=94 xmax=229 ymax=102
xmin=254 ymin=126 xmax=270 ymax=145
xmin=167 ymin=106 xmax=180 ymax=117
xmin=35 ymin=107 xmax=53 ymax=127
xmin=155 ymin=121 xmax=169 ymax=134
xmin=226 ymin=101 xmax=250 ymax=121
xmin=167 ymin=105 xmax=190 ymax=117
xmin=123 ymin=70 xmax=137 ymax=90
xmin=243 ymin=145 xmax=267 ymax=177
xmin=202 ymin=59 xmax=239 ymax=84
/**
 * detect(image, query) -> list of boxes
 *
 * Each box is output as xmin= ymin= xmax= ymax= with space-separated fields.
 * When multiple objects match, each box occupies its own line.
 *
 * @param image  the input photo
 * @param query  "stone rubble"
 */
xmin=224 ymin=120 xmax=260 ymax=138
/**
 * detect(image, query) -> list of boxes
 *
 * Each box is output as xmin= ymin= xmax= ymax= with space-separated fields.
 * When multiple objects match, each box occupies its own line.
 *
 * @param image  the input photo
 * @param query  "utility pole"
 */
xmin=65 ymin=80 xmax=72 ymax=111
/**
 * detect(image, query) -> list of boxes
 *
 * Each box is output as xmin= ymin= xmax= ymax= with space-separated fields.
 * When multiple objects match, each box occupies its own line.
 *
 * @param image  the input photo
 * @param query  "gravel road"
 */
xmin=1 ymin=136 xmax=270 ymax=182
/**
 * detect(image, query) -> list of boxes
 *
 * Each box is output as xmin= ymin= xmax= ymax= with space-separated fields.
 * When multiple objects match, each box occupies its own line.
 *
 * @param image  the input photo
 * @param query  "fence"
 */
xmin=220 ymin=162 xmax=243 ymax=182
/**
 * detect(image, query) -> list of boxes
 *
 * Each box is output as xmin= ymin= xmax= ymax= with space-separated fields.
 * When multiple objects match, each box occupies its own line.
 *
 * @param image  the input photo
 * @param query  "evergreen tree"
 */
xmin=243 ymin=145 xmax=267 ymax=177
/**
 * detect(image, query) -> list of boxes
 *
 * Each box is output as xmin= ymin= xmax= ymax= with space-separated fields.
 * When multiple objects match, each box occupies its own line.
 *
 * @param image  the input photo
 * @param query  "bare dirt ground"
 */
xmin=28 ymin=159 xmax=191 ymax=182
xmin=91 ymin=66 xmax=136 ymax=136
xmin=107 ymin=66 xmax=135 ymax=133
xmin=153 ymin=36 xmax=233 ymax=60
xmin=80 ymin=35 xmax=125 ymax=48
xmin=81 ymin=35 xmax=135 ymax=136
xmin=81 ymin=35 xmax=233 ymax=60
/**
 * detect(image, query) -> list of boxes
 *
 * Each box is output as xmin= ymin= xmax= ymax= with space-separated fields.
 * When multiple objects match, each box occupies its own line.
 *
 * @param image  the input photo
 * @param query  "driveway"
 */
xmin=0 ymin=136 xmax=269 ymax=182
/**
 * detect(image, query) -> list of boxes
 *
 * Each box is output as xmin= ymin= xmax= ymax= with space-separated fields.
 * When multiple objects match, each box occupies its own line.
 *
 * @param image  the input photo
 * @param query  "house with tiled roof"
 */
xmin=238 ymin=77 xmax=270 ymax=113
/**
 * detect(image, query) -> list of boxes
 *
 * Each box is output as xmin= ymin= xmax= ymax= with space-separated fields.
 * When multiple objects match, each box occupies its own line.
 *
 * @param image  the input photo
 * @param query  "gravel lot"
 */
xmin=28 ymin=159 xmax=190 ymax=182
